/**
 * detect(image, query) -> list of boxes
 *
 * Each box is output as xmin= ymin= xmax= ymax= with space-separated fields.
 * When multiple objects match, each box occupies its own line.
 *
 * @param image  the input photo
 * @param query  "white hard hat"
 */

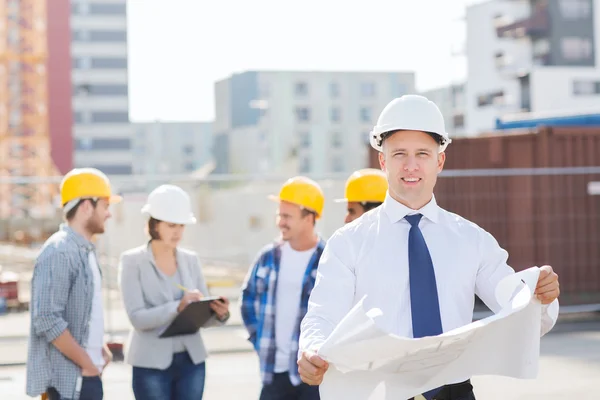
xmin=141 ymin=184 xmax=197 ymax=225
xmin=369 ymin=94 xmax=452 ymax=153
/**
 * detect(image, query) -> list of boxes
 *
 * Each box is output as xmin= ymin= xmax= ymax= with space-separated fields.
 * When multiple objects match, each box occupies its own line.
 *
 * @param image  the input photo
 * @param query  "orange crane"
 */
xmin=0 ymin=0 xmax=59 ymax=226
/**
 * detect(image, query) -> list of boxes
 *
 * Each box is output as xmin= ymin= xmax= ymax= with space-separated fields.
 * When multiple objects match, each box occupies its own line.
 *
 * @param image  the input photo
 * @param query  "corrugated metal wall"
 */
xmin=368 ymin=127 xmax=600 ymax=306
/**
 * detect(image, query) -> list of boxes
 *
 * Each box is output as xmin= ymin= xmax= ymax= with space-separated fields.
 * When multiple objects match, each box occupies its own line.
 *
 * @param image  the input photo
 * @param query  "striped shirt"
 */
xmin=26 ymin=224 xmax=99 ymax=399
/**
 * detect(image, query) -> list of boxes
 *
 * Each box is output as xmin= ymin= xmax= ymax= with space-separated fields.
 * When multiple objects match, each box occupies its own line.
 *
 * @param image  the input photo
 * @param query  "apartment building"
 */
xmin=466 ymin=0 xmax=600 ymax=133
xmin=213 ymin=70 xmax=416 ymax=176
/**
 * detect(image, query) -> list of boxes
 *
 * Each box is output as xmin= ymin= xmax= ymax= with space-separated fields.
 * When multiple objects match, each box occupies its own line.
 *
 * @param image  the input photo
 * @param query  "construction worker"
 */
xmin=119 ymin=184 xmax=230 ymax=400
xmin=297 ymin=95 xmax=561 ymax=399
xmin=241 ymin=176 xmax=326 ymax=400
xmin=334 ymin=168 xmax=388 ymax=224
xmin=26 ymin=168 xmax=121 ymax=400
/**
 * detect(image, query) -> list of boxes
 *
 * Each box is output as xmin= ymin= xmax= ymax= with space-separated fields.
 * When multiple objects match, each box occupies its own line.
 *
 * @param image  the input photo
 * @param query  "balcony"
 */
xmin=496 ymin=3 xmax=549 ymax=39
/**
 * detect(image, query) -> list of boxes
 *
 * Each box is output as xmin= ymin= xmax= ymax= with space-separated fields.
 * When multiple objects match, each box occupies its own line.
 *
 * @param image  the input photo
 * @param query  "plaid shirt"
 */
xmin=240 ymin=238 xmax=326 ymax=386
xmin=26 ymin=224 xmax=98 ymax=399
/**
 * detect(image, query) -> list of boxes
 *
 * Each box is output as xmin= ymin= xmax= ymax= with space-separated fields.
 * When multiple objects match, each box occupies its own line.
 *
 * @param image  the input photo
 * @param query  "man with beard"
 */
xmin=335 ymin=168 xmax=388 ymax=224
xmin=27 ymin=168 xmax=121 ymax=400
xmin=241 ymin=176 xmax=326 ymax=400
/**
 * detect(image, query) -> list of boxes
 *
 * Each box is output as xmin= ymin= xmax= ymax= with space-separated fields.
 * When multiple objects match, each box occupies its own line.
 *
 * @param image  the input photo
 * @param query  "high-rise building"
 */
xmin=70 ymin=1 xmax=132 ymax=174
xmin=0 ymin=0 xmax=71 ymax=219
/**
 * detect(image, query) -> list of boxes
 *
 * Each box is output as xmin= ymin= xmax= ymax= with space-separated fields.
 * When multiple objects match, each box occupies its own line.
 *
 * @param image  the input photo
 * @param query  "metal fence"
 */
xmin=1 ymin=168 xmax=599 ymax=307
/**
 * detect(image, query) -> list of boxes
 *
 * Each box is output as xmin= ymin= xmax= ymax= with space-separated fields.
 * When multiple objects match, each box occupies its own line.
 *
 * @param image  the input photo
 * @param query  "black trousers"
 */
xmin=409 ymin=380 xmax=475 ymax=400
xmin=260 ymin=372 xmax=320 ymax=400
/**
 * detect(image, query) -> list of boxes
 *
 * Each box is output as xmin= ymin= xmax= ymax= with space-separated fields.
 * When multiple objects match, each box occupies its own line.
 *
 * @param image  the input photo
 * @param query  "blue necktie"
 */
xmin=405 ymin=214 xmax=443 ymax=400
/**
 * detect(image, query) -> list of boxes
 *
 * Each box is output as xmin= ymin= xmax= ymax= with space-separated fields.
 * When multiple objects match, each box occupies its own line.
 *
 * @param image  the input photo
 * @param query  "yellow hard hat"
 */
xmin=60 ymin=168 xmax=122 ymax=207
xmin=268 ymin=176 xmax=325 ymax=218
xmin=335 ymin=168 xmax=388 ymax=203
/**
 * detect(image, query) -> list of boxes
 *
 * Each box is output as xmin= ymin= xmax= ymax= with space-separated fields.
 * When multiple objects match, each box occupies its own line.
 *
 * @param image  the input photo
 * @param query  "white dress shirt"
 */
xmin=300 ymin=193 xmax=559 ymax=355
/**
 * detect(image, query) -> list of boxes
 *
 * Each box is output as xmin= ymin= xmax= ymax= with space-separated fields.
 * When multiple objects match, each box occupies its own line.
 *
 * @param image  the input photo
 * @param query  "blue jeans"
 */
xmin=47 ymin=376 xmax=103 ymax=400
xmin=132 ymin=351 xmax=206 ymax=400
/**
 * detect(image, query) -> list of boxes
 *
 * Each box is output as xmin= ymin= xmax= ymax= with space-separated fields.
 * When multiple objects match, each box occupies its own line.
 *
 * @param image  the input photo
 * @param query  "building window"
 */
xmin=396 ymin=83 xmax=407 ymax=96
xmin=295 ymin=82 xmax=308 ymax=96
xmin=477 ymin=91 xmax=504 ymax=107
xmin=332 ymin=156 xmax=344 ymax=172
xmin=184 ymin=162 xmax=196 ymax=172
xmin=77 ymin=137 xmax=93 ymax=150
xmin=90 ymin=164 xmax=132 ymax=175
xmin=183 ymin=145 xmax=194 ymax=155
xmin=494 ymin=51 xmax=507 ymax=68
xmin=91 ymin=112 xmax=129 ymax=123
xmin=75 ymin=57 xmax=91 ymax=69
xmin=330 ymin=82 xmax=340 ymax=97
xmin=295 ymin=107 xmax=310 ymax=122
xmin=90 ymin=57 xmax=128 ymax=69
xmin=453 ymin=113 xmax=465 ymax=129
xmin=330 ymin=107 xmax=341 ymax=123
xmin=300 ymin=157 xmax=311 ymax=173
xmin=74 ymin=84 xmax=128 ymax=96
xmin=299 ymin=132 xmax=311 ymax=148
xmin=561 ymin=37 xmax=593 ymax=60
xmin=76 ymin=138 xmax=131 ymax=151
xmin=360 ymin=107 xmax=372 ymax=122
xmin=362 ymin=131 xmax=371 ymax=145
xmin=361 ymin=82 xmax=376 ymax=97
xmin=73 ymin=30 xmax=127 ymax=42
xmin=88 ymin=4 xmax=127 ymax=15
xmin=558 ymin=0 xmax=592 ymax=19
xmin=331 ymin=132 xmax=342 ymax=148
xmin=573 ymin=80 xmax=600 ymax=95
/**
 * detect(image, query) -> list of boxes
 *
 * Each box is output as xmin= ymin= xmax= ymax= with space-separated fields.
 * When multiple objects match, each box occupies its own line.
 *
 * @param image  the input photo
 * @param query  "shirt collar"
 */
xmin=382 ymin=193 xmax=440 ymax=224
xmin=61 ymin=223 xmax=95 ymax=251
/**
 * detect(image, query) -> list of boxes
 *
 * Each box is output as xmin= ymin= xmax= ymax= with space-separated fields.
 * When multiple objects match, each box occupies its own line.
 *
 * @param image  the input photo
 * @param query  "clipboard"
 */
xmin=159 ymin=296 xmax=221 ymax=338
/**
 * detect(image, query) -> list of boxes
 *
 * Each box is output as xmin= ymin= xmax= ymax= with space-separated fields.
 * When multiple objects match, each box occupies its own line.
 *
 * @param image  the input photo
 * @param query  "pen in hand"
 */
xmin=175 ymin=285 xmax=204 ymax=312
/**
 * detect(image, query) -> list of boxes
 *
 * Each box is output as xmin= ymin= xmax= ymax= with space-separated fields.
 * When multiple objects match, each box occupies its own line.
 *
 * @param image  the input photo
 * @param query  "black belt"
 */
xmin=409 ymin=379 xmax=473 ymax=400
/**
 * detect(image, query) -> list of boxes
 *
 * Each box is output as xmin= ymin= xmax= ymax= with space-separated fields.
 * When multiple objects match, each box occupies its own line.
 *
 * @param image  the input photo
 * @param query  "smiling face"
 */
xmin=378 ymin=130 xmax=445 ymax=210
xmin=276 ymin=200 xmax=315 ymax=242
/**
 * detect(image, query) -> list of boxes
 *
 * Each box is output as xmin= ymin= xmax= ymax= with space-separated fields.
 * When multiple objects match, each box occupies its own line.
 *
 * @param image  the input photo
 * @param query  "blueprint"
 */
xmin=317 ymin=267 xmax=554 ymax=400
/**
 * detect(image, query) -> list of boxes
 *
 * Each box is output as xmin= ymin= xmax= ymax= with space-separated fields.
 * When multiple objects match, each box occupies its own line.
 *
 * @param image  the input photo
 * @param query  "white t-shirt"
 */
xmin=274 ymin=242 xmax=316 ymax=373
xmin=86 ymin=252 xmax=105 ymax=371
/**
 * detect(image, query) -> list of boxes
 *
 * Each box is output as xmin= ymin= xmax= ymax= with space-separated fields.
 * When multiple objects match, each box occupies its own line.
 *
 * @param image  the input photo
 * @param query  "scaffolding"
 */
xmin=0 ymin=0 xmax=59 ymax=224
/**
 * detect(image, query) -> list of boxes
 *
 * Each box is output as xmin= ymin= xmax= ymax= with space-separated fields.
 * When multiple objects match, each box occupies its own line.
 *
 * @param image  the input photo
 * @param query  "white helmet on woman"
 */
xmin=141 ymin=184 xmax=197 ymax=225
xmin=369 ymin=94 xmax=452 ymax=153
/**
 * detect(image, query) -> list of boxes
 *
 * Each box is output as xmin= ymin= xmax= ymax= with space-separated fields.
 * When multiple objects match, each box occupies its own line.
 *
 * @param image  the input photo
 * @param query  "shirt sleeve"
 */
xmin=240 ymin=254 xmax=261 ymax=347
xmin=30 ymin=252 xmax=71 ymax=342
xmin=474 ymin=227 xmax=559 ymax=336
xmin=299 ymin=230 xmax=357 ymax=356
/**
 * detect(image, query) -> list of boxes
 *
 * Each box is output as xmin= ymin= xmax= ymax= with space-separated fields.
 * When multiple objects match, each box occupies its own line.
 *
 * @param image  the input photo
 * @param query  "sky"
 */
xmin=127 ymin=0 xmax=485 ymax=122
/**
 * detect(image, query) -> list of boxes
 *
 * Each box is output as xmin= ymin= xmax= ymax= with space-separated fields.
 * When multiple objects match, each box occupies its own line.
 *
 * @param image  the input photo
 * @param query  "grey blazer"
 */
xmin=118 ymin=244 xmax=226 ymax=369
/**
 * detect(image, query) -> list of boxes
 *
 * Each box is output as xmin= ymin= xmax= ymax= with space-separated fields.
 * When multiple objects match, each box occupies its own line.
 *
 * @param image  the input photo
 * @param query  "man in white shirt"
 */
xmin=241 ymin=176 xmax=327 ymax=400
xmin=297 ymin=95 xmax=560 ymax=400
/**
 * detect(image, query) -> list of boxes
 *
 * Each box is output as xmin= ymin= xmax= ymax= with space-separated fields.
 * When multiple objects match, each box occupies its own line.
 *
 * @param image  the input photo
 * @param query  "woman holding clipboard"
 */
xmin=118 ymin=184 xmax=230 ymax=400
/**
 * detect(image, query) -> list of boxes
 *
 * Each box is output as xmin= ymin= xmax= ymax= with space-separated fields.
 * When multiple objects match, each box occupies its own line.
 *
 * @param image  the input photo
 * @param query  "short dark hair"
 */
xmin=147 ymin=217 xmax=161 ymax=240
xmin=301 ymin=209 xmax=317 ymax=226
xmin=64 ymin=199 xmax=98 ymax=221
xmin=361 ymin=202 xmax=383 ymax=213
xmin=381 ymin=130 xmax=443 ymax=147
